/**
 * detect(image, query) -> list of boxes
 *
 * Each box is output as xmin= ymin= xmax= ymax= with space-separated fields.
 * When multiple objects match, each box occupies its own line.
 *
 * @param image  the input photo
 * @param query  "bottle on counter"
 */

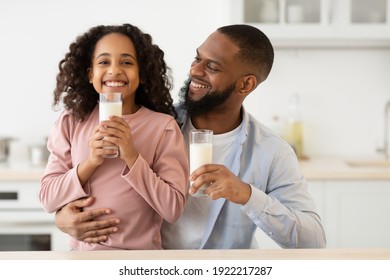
xmin=258 ymin=0 xmax=279 ymax=23
xmin=284 ymin=93 xmax=304 ymax=159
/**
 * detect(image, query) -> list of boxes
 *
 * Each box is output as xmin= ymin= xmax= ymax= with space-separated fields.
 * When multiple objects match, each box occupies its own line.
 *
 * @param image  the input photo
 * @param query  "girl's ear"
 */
xmin=87 ymin=68 xmax=93 ymax=83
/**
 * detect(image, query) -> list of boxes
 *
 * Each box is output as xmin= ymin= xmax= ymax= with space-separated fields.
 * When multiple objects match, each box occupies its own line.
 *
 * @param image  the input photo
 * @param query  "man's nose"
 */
xmin=190 ymin=62 xmax=206 ymax=77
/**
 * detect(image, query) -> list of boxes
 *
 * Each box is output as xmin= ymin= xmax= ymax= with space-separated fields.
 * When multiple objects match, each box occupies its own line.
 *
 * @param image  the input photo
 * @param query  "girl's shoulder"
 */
xmin=54 ymin=106 xmax=98 ymax=128
xmin=132 ymin=106 xmax=178 ymax=130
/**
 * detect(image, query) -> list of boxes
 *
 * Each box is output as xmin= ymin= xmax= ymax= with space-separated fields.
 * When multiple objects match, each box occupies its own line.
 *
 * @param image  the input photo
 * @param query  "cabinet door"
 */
xmin=324 ymin=180 xmax=390 ymax=248
xmin=232 ymin=0 xmax=390 ymax=47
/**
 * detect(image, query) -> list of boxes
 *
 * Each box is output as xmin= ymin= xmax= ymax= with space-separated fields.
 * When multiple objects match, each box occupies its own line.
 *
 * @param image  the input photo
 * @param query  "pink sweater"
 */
xmin=40 ymin=106 xmax=188 ymax=250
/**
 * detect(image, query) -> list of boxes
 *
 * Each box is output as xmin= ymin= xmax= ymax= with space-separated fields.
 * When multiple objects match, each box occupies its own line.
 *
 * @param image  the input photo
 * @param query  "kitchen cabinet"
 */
xmin=322 ymin=180 xmax=390 ymax=248
xmin=0 ymin=180 xmax=69 ymax=251
xmin=254 ymin=179 xmax=390 ymax=248
xmin=231 ymin=0 xmax=390 ymax=47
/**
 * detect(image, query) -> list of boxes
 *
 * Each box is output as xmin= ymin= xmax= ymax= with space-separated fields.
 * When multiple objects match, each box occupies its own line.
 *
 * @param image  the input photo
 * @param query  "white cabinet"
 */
xmin=0 ymin=181 xmax=69 ymax=251
xmin=254 ymin=179 xmax=390 ymax=248
xmin=231 ymin=0 xmax=390 ymax=47
xmin=322 ymin=180 xmax=390 ymax=248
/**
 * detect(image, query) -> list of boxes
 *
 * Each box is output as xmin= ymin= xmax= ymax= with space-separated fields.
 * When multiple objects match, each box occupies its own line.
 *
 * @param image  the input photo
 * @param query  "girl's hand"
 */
xmin=77 ymin=124 xmax=111 ymax=186
xmin=88 ymin=124 xmax=109 ymax=166
xmin=99 ymin=116 xmax=139 ymax=167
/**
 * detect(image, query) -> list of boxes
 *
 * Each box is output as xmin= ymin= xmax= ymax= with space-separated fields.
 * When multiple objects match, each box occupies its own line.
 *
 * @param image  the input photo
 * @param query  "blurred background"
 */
xmin=1 ymin=0 xmax=389 ymax=160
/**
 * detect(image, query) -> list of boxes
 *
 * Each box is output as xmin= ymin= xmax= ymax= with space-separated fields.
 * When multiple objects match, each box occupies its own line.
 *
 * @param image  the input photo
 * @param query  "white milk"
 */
xmin=99 ymin=102 xmax=122 ymax=158
xmin=99 ymin=102 xmax=122 ymax=122
xmin=190 ymin=143 xmax=212 ymax=196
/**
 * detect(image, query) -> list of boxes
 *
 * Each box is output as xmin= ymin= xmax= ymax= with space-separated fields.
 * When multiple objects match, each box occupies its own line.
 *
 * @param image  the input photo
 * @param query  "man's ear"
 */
xmin=238 ymin=74 xmax=257 ymax=96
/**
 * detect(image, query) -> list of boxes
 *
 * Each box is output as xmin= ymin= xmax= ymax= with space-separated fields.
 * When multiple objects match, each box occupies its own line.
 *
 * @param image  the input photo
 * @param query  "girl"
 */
xmin=39 ymin=24 xmax=188 ymax=250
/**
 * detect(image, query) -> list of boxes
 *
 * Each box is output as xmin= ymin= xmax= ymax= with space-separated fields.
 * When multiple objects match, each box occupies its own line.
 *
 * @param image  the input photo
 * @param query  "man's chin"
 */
xmin=188 ymin=89 xmax=208 ymax=102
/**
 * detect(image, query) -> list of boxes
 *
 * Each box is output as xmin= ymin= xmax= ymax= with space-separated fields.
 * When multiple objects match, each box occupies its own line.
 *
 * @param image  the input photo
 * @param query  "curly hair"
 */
xmin=53 ymin=23 xmax=176 ymax=121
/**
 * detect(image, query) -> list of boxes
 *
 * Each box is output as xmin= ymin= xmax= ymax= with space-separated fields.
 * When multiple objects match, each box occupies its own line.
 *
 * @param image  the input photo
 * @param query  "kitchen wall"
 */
xmin=1 ymin=0 xmax=390 ymax=163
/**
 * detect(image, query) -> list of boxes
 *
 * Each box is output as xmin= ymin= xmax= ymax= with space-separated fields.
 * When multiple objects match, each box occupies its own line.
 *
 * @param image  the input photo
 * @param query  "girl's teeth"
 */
xmin=105 ymin=81 xmax=125 ymax=87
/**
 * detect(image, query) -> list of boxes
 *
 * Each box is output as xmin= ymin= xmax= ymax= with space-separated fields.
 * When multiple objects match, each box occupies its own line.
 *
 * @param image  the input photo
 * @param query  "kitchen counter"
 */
xmin=0 ymin=249 xmax=390 ymax=260
xmin=299 ymin=157 xmax=390 ymax=180
xmin=1 ymin=157 xmax=389 ymax=182
xmin=0 ymin=163 xmax=44 ymax=181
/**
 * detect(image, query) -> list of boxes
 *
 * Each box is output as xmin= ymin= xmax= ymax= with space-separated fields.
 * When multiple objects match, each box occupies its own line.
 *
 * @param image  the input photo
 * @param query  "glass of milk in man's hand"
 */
xmin=189 ymin=129 xmax=213 ymax=197
xmin=99 ymin=92 xmax=122 ymax=158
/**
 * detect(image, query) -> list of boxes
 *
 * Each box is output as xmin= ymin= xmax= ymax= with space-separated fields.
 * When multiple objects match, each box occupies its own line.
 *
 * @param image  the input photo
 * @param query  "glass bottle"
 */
xmin=284 ymin=93 xmax=304 ymax=159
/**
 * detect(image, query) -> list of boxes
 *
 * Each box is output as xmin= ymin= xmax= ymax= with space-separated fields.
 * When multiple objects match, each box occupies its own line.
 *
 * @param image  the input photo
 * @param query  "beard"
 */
xmin=178 ymin=77 xmax=236 ymax=117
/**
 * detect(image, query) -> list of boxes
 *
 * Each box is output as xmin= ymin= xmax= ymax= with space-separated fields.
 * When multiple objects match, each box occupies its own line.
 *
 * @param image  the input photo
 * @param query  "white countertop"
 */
xmin=1 ymin=248 xmax=390 ymax=260
xmin=0 ymin=157 xmax=389 ymax=182
xmin=0 ymin=162 xmax=45 ymax=181
xmin=299 ymin=157 xmax=390 ymax=180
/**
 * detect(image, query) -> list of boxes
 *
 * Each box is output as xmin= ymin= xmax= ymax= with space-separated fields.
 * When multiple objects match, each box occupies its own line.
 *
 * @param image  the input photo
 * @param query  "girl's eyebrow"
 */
xmin=96 ymin=53 xmax=137 ymax=60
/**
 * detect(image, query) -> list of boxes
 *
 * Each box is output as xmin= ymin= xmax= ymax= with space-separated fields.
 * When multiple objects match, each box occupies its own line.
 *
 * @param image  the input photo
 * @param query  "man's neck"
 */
xmin=190 ymin=106 xmax=243 ymax=135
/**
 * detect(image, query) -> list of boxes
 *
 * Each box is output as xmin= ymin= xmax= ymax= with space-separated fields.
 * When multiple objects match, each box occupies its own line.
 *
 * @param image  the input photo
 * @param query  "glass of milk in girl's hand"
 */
xmin=189 ymin=129 xmax=213 ymax=197
xmin=99 ymin=92 xmax=122 ymax=158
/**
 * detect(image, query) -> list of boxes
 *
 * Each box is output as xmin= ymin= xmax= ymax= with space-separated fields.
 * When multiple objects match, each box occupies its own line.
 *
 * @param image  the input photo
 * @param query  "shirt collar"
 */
xmin=174 ymin=102 xmax=249 ymax=144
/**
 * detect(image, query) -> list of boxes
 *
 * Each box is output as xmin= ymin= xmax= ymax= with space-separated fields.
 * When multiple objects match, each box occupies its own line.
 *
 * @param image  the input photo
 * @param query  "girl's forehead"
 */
xmin=94 ymin=33 xmax=137 ymax=57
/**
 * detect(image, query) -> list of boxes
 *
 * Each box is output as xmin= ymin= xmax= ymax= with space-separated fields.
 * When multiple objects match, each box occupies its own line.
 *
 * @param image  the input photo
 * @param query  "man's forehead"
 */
xmin=197 ymin=32 xmax=240 ymax=63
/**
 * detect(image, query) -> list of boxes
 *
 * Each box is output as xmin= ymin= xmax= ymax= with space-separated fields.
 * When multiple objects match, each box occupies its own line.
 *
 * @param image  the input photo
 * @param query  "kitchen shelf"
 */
xmin=231 ymin=0 xmax=390 ymax=48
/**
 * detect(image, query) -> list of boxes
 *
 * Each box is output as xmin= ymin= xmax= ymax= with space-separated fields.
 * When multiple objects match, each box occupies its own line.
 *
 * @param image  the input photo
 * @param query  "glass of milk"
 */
xmin=189 ymin=129 xmax=213 ymax=197
xmin=99 ymin=92 xmax=122 ymax=158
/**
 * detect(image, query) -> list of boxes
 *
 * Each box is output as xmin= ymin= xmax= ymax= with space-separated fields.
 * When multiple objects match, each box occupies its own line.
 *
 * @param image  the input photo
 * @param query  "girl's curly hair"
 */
xmin=53 ymin=23 xmax=176 ymax=121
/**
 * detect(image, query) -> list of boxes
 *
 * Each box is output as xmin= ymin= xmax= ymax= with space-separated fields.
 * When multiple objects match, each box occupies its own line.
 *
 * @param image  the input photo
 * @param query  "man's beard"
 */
xmin=178 ymin=78 xmax=235 ymax=117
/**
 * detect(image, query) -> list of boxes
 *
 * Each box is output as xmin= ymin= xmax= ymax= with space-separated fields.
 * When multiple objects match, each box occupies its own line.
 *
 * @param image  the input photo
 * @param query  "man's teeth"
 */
xmin=191 ymin=81 xmax=209 ymax=89
xmin=105 ymin=81 xmax=125 ymax=87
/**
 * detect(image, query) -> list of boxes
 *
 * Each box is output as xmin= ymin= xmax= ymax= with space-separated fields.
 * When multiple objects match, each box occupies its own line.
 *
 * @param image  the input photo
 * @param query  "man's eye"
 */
xmin=207 ymin=63 xmax=218 ymax=72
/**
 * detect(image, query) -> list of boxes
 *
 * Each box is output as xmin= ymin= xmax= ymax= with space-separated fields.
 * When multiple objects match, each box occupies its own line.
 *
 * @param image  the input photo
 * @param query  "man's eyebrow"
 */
xmin=195 ymin=49 xmax=222 ymax=66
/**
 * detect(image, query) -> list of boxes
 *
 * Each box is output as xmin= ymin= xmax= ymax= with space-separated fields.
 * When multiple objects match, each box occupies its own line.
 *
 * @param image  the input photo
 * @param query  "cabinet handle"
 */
xmin=0 ymin=192 xmax=18 ymax=200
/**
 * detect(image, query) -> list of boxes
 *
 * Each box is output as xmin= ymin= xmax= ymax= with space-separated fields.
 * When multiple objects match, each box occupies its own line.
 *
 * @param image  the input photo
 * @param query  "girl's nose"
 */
xmin=109 ymin=64 xmax=122 ymax=75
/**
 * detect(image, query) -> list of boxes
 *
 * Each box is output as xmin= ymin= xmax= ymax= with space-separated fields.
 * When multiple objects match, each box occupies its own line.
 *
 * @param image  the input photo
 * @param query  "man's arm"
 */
xmin=55 ymin=197 xmax=120 ymax=243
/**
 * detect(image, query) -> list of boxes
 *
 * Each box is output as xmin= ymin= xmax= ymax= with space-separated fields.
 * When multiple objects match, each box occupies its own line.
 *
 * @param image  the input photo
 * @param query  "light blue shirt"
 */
xmin=161 ymin=103 xmax=326 ymax=249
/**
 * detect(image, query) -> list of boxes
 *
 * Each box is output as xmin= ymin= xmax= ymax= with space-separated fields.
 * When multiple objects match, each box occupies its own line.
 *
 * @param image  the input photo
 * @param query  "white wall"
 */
xmin=246 ymin=48 xmax=390 ymax=157
xmin=1 ymin=0 xmax=390 ymax=162
xmin=0 ymin=0 xmax=231 ymax=162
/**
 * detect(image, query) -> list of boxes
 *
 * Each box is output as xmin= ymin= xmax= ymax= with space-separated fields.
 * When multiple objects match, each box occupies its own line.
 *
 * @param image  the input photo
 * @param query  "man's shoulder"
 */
xmin=174 ymin=102 xmax=185 ymax=112
xmin=174 ymin=102 xmax=187 ymax=127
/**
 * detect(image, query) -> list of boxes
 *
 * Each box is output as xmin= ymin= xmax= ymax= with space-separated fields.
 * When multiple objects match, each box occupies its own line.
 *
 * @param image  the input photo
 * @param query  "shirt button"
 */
xmin=268 ymin=231 xmax=273 ymax=236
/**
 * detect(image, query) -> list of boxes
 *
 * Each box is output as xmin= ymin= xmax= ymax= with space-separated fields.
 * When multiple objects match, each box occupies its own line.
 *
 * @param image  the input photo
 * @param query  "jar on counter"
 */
xmin=258 ymin=0 xmax=279 ymax=23
xmin=0 ymin=137 xmax=15 ymax=163
xmin=29 ymin=144 xmax=49 ymax=167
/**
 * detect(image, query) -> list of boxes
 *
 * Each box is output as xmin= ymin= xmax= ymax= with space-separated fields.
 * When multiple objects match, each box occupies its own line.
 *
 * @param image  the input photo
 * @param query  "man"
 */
xmin=55 ymin=24 xmax=326 ymax=249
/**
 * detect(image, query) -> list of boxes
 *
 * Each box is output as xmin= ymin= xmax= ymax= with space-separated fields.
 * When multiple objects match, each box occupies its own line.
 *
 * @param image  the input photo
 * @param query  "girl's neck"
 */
xmin=122 ymin=102 xmax=141 ymax=115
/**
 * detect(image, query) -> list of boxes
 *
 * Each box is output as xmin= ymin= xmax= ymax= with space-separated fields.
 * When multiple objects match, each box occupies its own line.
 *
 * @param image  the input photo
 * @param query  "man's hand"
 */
xmin=55 ymin=197 xmax=120 ymax=243
xmin=189 ymin=164 xmax=252 ymax=205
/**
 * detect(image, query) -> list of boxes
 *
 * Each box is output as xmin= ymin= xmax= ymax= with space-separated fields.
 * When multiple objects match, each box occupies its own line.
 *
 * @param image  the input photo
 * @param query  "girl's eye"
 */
xmin=98 ymin=60 xmax=109 ymax=65
xmin=122 ymin=61 xmax=133 ymax=65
